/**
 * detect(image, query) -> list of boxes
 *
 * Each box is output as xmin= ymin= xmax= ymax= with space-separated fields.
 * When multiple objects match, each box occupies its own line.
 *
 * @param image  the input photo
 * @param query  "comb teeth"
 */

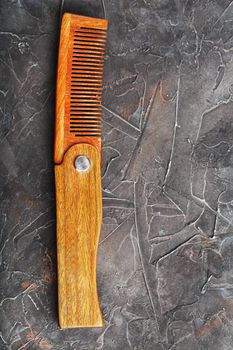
xmin=55 ymin=14 xmax=108 ymax=164
xmin=69 ymin=26 xmax=107 ymax=137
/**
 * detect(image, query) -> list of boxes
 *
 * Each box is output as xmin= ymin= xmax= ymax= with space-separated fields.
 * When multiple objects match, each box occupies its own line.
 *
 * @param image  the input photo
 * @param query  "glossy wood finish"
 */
xmin=55 ymin=13 xmax=108 ymax=328
xmin=55 ymin=143 xmax=103 ymax=328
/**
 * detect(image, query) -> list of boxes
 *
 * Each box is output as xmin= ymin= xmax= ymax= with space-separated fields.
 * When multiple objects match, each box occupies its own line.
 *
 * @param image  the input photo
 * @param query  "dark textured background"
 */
xmin=1 ymin=0 xmax=233 ymax=349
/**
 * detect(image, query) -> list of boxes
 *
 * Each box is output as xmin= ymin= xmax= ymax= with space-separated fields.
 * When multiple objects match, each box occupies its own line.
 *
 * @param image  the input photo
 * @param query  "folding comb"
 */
xmin=54 ymin=13 xmax=108 ymax=328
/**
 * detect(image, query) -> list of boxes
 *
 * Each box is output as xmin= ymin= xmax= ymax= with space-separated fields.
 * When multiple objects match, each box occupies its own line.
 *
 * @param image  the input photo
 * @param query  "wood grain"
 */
xmin=54 ymin=13 xmax=108 ymax=328
xmin=55 ymin=143 xmax=103 ymax=328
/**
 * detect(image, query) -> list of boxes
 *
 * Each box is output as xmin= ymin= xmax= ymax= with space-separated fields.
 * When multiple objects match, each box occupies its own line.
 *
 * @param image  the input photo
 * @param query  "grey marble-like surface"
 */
xmin=1 ymin=0 xmax=233 ymax=349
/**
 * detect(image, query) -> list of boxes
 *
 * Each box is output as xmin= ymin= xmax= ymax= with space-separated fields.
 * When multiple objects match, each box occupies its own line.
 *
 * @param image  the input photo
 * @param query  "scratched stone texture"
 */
xmin=1 ymin=0 xmax=233 ymax=349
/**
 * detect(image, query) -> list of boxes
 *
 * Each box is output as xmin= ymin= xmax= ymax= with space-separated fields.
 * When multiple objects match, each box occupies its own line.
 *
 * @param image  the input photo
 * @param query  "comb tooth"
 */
xmin=70 ymin=101 xmax=101 ymax=104
xmin=72 ymin=50 xmax=104 ymax=57
xmin=76 ymin=68 xmax=102 ymax=74
xmin=73 ymin=135 xmax=102 ymax=137
xmin=75 ymin=31 xmax=106 ymax=36
xmin=75 ymin=27 xmax=106 ymax=34
xmin=70 ymin=106 xmax=101 ymax=109
xmin=71 ymin=80 xmax=102 ymax=84
xmin=71 ymin=78 xmax=102 ymax=82
xmin=70 ymin=87 xmax=102 ymax=92
xmin=70 ymin=104 xmax=101 ymax=107
xmin=73 ymin=51 xmax=105 ymax=56
xmin=71 ymin=85 xmax=102 ymax=92
xmin=73 ymin=42 xmax=105 ymax=48
xmin=74 ymin=33 xmax=106 ymax=38
xmin=73 ymin=52 xmax=104 ymax=56
xmin=74 ymin=39 xmax=106 ymax=43
xmin=70 ymin=105 xmax=102 ymax=109
xmin=70 ymin=93 xmax=101 ymax=96
xmin=71 ymin=99 xmax=101 ymax=102
xmin=72 ymin=71 xmax=102 ymax=78
xmin=74 ymin=39 xmax=106 ymax=46
xmin=70 ymin=100 xmax=101 ymax=103
xmin=70 ymin=114 xmax=101 ymax=118
xmin=71 ymin=72 xmax=103 ymax=76
xmin=70 ymin=110 xmax=101 ymax=113
xmin=70 ymin=127 xmax=100 ymax=131
xmin=71 ymin=112 xmax=101 ymax=114
xmin=70 ymin=98 xmax=101 ymax=101
xmin=72 ymin=65 xmax=104 ymax=70
xmin=70 ymin=120 xmax=101 ymax=123
xmin=71 ymin=130 xmax=101 ymax=133
xmin=73 ymin=45 xmax=105 ymax=51
xmin=70 ymin=131 xmax=101 ymax=133
xmin=71 ymin=81 xmax=103 ymax=85
xmin=71 ymin=119 xmax=101 ymax=122
xmin=70 ymin=93 xmax=101 ymax=97
xmin=71 ymin=73 xmax=103 ymax=77
xmin=74 ymin=37 xmax=106 ymax=44
xmin=70 ymin=123 xmax=101 ymax=126
xmin=75 ymin=29 xmax=107 ymax=36
xmin=71 ymin=81 xmax=102 ymax=84
xmin=71 ymin=87 xmax=102 ymax=92
xmin=72 ymin=62 xmax=104 ymax=67
xmin=70 ymin=113 xmax=102 ymax=117
xmin=72 ymin=56 xmax=104 ymax=62
xmin=70 ymin=109 xmax=101 ymax=112
xmin=70 ymin=130 xmax=101 ymax=133
xmin=70 ymin=117 xmax=101 ymax=120
xmin=71 ymin=67 xmax=103 ymax=72
xmin=71 ymin=97 xmax=101 ymax=101
xmin=74 ymin=30 xmax=106 ymax=35
xmin=70 ymin=86 xmax=102 ymax=90
xmin=74 ymin=33 xmax=106 ymax=39
xmin=72 ymin=67 xmax=103 ymax=72
xmin=70 ymin=108 xmax=101 ymax=111
xmin=70 ymin=97 xmax=101 ymax=101
xmin=71 ymin=76 xmax=103 ymax=80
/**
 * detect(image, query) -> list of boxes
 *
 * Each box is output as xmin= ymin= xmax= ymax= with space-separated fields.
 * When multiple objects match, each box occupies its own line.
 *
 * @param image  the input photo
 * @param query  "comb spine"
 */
xmin=55 ymin=13 xmax=71 ymax=164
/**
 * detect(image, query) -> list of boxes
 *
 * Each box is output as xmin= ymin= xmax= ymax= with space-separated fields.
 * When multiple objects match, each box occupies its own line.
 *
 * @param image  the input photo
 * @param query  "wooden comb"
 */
xmin=54 ymin=13 xmax=108 ymax=328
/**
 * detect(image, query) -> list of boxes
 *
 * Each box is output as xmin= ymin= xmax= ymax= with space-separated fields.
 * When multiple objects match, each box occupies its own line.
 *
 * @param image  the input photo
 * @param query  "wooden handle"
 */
xmin=55 ymin=143 xmax=103 ymax=328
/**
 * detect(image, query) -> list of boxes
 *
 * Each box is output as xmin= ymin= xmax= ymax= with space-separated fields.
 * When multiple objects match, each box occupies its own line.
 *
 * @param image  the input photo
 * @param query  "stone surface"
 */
xmin=1 ymin=0 xmax=233 ymax=349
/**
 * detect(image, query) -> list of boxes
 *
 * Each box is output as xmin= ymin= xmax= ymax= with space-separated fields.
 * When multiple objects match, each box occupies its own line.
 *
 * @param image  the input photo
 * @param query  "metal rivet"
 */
xmin=74 ymin=156 xmax=91 ymax=172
